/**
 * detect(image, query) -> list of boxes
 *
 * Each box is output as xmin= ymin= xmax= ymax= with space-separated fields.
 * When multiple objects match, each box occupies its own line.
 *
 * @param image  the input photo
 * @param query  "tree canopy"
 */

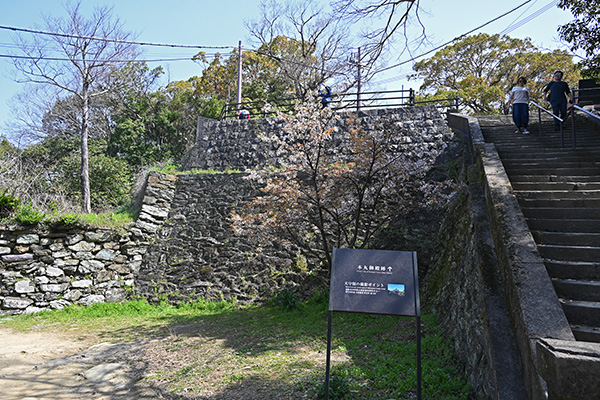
xmin=557 ymin=0 xmax=600 ymax=78
xmin=411 ymin=33 xmax=578 ymax=114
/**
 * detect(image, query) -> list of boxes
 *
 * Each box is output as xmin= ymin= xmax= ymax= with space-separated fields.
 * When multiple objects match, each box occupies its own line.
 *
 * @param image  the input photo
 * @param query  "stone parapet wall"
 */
xmin=186 ymin=106 xmax=451 ymax=171
xmin=0 ymin=171 xmax=176 ymax=315
xmin=448 ymin=112 xmax=600 ymax=400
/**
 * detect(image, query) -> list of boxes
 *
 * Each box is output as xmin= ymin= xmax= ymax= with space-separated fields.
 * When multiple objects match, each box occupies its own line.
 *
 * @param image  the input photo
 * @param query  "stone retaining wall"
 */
xmin=0 ymin=172 xmax=177 ymax=315
xmin=133 ymin=173 xmax=327 ymax=304
xmin=186 ymin=106 xmax=451 ymax=171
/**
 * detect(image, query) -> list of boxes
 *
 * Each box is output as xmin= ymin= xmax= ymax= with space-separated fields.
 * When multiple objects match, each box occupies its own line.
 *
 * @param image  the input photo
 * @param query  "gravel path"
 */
xmin=0 ymin=328 xmax=161 ymax=400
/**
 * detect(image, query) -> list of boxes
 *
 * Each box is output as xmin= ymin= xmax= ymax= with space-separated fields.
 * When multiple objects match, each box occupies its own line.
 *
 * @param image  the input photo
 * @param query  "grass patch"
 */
xmin=0 ymin=295 xmax=469 ymax=399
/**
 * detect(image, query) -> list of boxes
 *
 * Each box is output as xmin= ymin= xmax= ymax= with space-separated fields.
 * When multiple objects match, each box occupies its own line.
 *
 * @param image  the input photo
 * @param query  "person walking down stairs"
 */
xmin=508 ymin=76 xmax=530 ymax=134
xmin=543 ymin=70 xmax=573 ymax=130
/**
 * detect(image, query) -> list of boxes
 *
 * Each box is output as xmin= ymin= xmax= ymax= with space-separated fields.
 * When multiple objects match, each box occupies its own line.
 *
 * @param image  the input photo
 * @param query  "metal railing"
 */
xmin=218 ymin=89 xmax=460 ymax=120
xmin=414 ymin=96 xmax=461 ymax=115
xmin=328 ymin=89 xmax=415 ymax=111
xmin=529 ymin=100 xmax=600 ymax=148
xmin=219 ymin=96 xmax=299 ymax=120
xmin=573 ymin=86 xmax=600 ymax=106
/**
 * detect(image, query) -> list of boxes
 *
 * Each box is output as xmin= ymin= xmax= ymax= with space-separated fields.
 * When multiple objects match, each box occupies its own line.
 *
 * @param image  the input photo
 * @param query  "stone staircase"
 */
xmin=478 ymin=113 xmax=600 ymax=343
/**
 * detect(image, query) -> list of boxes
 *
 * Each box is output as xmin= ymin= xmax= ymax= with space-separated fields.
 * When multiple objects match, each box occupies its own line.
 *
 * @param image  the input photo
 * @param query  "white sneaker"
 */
xmin=522 ymin=129 xmax=530 ymax=134
xmin=515 ymin=129 xmax=521 ymax=134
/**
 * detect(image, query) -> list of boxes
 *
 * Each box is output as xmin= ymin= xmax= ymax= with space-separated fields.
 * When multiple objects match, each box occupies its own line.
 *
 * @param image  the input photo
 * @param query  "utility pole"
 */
xmin=357 ymin=47 xmax=363 ymax=112
xmin=236 ymin=40 xmax=242 ymax=110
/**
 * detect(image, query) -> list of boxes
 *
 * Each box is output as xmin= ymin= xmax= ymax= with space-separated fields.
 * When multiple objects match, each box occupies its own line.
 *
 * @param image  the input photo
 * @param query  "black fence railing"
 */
xmin=573 ymin=87 xmax=600 ymax=107
xmin=218 ymin=89 xmax=460 ymax=121
xmin=218 ymin=96 xmax=300 ymax=120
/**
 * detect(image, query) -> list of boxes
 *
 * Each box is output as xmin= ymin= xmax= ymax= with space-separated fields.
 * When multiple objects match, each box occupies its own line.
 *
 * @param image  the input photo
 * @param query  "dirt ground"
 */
xmin=0 ymin=327 xmax=162 ymax=400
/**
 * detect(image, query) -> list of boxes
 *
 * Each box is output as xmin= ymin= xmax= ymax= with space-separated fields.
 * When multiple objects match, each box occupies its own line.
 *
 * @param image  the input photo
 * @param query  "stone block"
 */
xmin=16 ymin=234 xmax=39 ymax=245
xmin=40 ymin=283 xmax=68 ymax=293
xmin=66 ymin=234 xmax=84 ymax=245
xmin=78 ymin=294 xmax=105 ymax=306
xmin=78 ymin=259 xmax=104 ymax=273
xmin=49 ymin=299 xmax=71 ymax=310
xmin=538 ymin=338 xmax=600 ymax=400
xmin=24 ymin=306 xmax=45 ymax=314
xmin=34 ymin=276 xmax=49 ymax=285
xmin=45 ymin=266 xmax=64 ymax=277
xmin=71 ymin=279 xmax=93 ymax=289
xmin=68 ymin=241 xmax=95 ymax=252
xmin=14 ymin=245 xmax=30 ymax=254
xmin=49 ymin=243 xmax=65 ymax=251
xmin=52 ymin=250 xmax=71 ymax=258
xmin=1 ymin=253 xmax=34 ymax=263
xmin=105 ymin=288 xmax=126 ymax=303
xmin=64 ymin=289 xmax=82 ymax=301
xmin=95 ymin=249 xmax=115 ymax=261
xmin=85 ymin=231 xmax=113 ymax=242
xmin=140 ymin=204 xmax=169 ymax=219
xmin=3 ymin=297 xmax=34 ymax=309
xmin=14 ymin=279 xmax=35 ymax=294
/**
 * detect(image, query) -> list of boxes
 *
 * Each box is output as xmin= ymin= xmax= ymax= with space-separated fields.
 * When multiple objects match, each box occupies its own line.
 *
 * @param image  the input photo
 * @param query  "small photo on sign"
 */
xmin=388 ymin=284 xmax=405 ymax=297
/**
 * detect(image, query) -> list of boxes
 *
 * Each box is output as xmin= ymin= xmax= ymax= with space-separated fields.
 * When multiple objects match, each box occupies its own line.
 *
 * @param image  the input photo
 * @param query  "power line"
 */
xmin=0 ymin=53 xmax=224 ymax=64
xmin=500 ymin=0 xmax=559 ymax=36
xmin=371 ymin=0 xmax=537 ymax=76
xmin=0 ymin=24 xmax=234 ymax=50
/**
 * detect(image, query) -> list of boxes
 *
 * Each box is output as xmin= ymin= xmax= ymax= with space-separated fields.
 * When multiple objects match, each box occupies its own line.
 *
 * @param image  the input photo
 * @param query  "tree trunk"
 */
xmin=80 ymin=80 xmax=92 ymax=213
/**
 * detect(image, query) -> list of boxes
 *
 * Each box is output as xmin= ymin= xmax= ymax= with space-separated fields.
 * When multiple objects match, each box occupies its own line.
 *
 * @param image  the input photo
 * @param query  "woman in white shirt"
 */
xmin=508 ymin=77 xmax=530 ymax=134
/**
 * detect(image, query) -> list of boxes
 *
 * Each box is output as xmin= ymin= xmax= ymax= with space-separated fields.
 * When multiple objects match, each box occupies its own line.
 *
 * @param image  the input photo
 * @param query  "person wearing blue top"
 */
xmin=319 ymin=85 xmax=332 ymax=108
xmin=543 ymin=71 xmax=573 ymax=130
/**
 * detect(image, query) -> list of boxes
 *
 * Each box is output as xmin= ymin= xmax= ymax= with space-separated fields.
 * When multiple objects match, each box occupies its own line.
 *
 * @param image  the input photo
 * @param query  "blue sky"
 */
xmin=0 ymin=0 xmax=574 ymax=137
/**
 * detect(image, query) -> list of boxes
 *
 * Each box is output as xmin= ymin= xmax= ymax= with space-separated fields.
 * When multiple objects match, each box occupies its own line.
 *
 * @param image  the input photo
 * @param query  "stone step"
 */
xmin=522 ymin=208 xmax=600 ymax=220
xmin=512 ymin=182 xmax=600 ymax=191
xmin=571 ymin=325 xmax=600 ymax=343
xmin=498 ymin=151 xmax=600 ymax=161
xmin=503 ymin=159 xmax=600 ymax=167
xmin=532 ymin=231 xmax=600 ymax=246
xmin=482 ymin=118 xmax=600 ymax=343
xmin=560 ymin=299 xmax=600 ymax=327
xmin=515 ymin=190 xmax=600 ymax=199
xmin=538 ymin=244 xmax=600 ymax=262
xmin=527 ymin=218 xmax=600 ymax=233
xmin=518 ymin=198 xmax=600 ymax=208
xmin=552 ymin=279 xmax=600 ymax=302
xmin=545 ymin=260 xmax=600 ymax=280
xmin=505 ymin=167 xmax=600 ymax=176
xmin=510 ymin=175 xmax=600 ymax=183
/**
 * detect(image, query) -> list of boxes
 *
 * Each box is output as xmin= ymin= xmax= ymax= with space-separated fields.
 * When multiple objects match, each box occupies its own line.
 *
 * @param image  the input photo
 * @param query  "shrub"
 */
xmin=0 ymin=190 xmax=20 ymax=219
xmin=15 ymin=202 xmax=45 ymax=225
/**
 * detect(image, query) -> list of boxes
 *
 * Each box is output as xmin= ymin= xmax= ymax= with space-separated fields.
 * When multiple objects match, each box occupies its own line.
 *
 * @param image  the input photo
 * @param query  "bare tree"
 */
xmin=246 ymin=0 xmax=352 ymax=97
xmin=12 ymin=2 xmax=138 ymax=213
xmin=332 ymin=0 xmax=424 ymax=81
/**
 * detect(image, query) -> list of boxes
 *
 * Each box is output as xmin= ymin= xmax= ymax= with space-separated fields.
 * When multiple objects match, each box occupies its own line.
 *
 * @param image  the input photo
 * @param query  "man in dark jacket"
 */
xmin=543 ymin=71 xmax=573 ymax=129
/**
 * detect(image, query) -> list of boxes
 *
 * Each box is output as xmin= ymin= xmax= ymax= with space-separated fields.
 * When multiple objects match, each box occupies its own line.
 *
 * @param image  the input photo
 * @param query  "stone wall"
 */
xmin=133 ymin=173 xmax=327 ymax=304
xmin=0 ymin=172 xmax=177 ymax=315
xmin=1 ymin=106 xmax=455 ymax=315
xmin=186 ymin=106 xmax=451 ymax=171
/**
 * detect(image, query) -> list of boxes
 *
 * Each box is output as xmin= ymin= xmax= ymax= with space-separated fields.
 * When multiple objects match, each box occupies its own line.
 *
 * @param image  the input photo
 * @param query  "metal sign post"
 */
xmin=325 ymin=248 xmax=421 ymax=400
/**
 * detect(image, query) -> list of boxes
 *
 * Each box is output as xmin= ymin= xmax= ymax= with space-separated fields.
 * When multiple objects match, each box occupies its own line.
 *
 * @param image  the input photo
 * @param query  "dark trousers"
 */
xmin=550 ymin=101 xmax=567 ymax=128
xmin=512 ymin=103 xmax=529 ymax=129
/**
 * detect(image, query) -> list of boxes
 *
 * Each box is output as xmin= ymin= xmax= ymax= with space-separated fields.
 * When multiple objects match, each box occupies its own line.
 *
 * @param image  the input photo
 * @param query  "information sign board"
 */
xmin=329 ymin=248 xmax=419 ymax=317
